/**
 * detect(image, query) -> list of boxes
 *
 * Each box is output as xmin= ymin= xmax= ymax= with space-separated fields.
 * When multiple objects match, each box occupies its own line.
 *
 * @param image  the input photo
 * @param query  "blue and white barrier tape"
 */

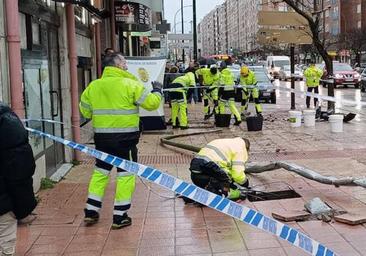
xmin=26 ymin=127 xmax=337 ymax=256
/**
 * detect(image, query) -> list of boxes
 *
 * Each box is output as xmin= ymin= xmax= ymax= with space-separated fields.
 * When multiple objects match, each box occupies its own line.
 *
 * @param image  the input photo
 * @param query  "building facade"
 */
xmin=0 ymin=0 xmax=165 ymax=191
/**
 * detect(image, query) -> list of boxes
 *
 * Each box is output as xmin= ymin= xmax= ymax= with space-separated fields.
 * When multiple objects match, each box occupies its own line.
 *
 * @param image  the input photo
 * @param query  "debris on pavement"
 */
xmin=304 ymin=197 xmax=333 ymax=215
xmin=272 ymin=210 xmax=311 ymax=222
xmin=334 ymin=212 xmax=366 ymax=225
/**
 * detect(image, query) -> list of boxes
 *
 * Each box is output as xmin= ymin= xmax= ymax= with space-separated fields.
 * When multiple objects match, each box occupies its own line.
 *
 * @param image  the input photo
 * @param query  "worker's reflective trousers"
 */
xmin=240 ymin=87 xmax=263 ymax=114
xmin=85 ymin=137 xmax=137 ymax=219
xmin=203 ymin=88 xmax=219 ymax=115
xmin=218 ymin=88 xmax=241 ymax=122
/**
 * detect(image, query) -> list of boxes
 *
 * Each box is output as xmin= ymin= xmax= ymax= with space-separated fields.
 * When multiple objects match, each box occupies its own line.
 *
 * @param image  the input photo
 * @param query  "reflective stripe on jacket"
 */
xmin=239 ymin=70 xmax=257 ymax=88
xmin=304 ymin=66 xmax=323 ymax=87
xmin=79 ymin=66 xmax=162 ymax=133
xmin=197 ymin=137 xmax=248 ymax=184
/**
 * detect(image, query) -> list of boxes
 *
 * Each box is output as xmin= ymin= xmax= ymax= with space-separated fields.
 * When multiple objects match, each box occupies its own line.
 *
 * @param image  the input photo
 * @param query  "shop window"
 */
xmin=19 ymin=13 xmax=27 ymax=49
xmin=75 ymin=6 xmax=89 ymax=25
xmin=32 ymin=22 xmax=40 ymax=45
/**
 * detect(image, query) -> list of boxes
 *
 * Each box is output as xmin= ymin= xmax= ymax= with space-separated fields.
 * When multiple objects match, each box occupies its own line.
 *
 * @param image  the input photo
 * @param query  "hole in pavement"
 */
xmin=247 ymin=189 xmax=301 ymax=202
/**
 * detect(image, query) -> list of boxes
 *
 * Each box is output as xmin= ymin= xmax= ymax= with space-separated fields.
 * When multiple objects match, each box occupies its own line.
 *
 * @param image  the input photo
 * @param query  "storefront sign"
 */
xmin=115 ymin=1 xmax=152 ymax=32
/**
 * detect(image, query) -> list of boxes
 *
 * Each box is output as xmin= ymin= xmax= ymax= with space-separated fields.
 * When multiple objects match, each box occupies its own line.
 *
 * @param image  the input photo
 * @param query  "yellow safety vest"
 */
xmin=79 ymin=66 xmax=162 ymax=133
xmin=197 ymin=137 xmax=248 ymax=184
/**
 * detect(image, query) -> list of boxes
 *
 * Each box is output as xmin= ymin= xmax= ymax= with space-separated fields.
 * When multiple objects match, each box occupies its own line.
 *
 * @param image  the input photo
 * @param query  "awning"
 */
xmin=53 ymin=0 xmax=110 ymax=19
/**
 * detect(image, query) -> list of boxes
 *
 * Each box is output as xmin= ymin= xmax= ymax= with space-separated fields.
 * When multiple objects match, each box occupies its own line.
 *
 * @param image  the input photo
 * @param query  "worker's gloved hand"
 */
xmin=151 ymin=81 xmax=163 ymax=94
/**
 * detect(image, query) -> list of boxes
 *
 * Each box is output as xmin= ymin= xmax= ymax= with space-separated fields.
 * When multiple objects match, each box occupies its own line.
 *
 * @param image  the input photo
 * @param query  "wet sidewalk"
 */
xmin=17 ymin=98 xmax=366 ymax=256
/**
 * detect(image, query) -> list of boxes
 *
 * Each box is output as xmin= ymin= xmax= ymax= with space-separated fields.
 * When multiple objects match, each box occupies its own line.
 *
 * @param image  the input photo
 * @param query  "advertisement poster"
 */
xmin=126 ymin=57 xmax=166 ymax=130
xmin=114 ymin=2 xmax=152 ymax=30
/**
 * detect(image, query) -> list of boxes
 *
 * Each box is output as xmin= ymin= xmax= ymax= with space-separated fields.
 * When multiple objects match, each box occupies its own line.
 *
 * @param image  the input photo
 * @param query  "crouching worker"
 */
xmin=187 ymin=137 xmax=250 ymax=202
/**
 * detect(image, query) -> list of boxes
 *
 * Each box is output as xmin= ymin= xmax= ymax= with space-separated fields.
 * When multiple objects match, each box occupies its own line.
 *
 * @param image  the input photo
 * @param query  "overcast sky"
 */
xmin=164 ymin=0 xmax=225 ymax=34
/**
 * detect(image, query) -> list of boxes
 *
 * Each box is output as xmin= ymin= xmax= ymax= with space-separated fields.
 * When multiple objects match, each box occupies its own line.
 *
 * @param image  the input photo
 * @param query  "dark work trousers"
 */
xmin=306 ymin=86 xmax=319 ymax=108
xmin=94 ymin=136 xmax=138 ymax=172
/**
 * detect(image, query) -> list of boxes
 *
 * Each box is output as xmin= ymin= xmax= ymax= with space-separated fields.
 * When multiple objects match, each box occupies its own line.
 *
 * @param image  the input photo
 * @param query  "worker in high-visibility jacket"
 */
xmin=196 ymin=66 xmax=220 ymax=119
xmin=218 ymin=62 xmax=242 ymax=125
xmin=239 ymin=66 xmax=262 ymax=116
xmin=304 ymin=62 xmax=323 ymax=108
xmin=79 ymin=53 xmax=162 ymax=229
xmin=168 ymin=72 xmax=196 ymax=129
xmin=189 ymin=137 xmax=250 ymax=201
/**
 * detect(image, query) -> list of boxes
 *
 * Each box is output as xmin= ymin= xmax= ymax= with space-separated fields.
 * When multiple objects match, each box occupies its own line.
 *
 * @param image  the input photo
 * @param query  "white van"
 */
xmin=266 ymin=56 xmax=291 ymax=79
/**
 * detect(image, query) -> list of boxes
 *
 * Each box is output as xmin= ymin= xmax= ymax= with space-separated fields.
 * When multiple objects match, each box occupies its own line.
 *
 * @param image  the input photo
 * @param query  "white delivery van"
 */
xmin=266 ymin=56 xmax=291 ymax=79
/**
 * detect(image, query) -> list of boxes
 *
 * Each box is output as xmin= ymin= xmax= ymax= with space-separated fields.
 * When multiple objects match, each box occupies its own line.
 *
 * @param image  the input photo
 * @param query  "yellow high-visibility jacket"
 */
xmin=220 ymin=68 xmax=235 ymax=91
xmin=197 ymin=137 xmax=248 ymax=184
xmin=240 ymin=70 xmax=257 ymax=87
xmin=171 ymin=72 xmax=196 ymax=92
xmin=79 ymin=66 xmax=162 ymax=134
xmin=197 ymin=68 xmax=220 ymax=88
xmin=304 ymin=66 xmax=323 ymax=87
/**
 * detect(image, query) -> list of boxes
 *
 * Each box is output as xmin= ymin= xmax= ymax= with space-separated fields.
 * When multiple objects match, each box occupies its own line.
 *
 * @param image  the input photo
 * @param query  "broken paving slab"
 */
xmin=272 ymin=210 xmax=311 ymax=222
xmin=334 ymin=212 xmax=366 ymax=225
xmin=304 ymin=197 xmax=332 ymax=215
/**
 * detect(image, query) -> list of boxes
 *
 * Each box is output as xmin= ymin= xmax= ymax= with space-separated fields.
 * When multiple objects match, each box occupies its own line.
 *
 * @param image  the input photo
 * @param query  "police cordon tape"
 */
xmin=163 ymin=84 xmax=366 ymax=107
xmin=26 ymin=127 xmax=337 ymax=256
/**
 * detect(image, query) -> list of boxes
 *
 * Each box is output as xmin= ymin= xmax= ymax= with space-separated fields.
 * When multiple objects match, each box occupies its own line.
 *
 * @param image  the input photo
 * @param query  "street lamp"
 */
xmin=173 ymin=5 xmax=193 ymax=33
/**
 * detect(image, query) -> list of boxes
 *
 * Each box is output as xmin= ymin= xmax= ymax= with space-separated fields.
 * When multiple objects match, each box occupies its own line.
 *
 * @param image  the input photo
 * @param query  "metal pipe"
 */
xmin=181 ymin=0 xmax=185 ymax=63
xmin=5 ymin=0 xmax=24 ymax=117
xmin=95 ymin=22 xmax=102 ymax=77
xmin=160 ymin=130 xmax=223 ymax=153
xmin=110 ymin=0 xmax=116 ymax=51
xmin=192 ymin=0 xmax=197 ymax=61
xmin=66 ymin=4 xmax=81 ymax=161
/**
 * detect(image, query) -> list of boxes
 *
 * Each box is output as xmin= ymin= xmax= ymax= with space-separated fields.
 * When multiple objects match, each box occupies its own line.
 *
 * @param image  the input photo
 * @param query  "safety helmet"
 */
xmin=240 ymin=66 xmax=249 ymax=76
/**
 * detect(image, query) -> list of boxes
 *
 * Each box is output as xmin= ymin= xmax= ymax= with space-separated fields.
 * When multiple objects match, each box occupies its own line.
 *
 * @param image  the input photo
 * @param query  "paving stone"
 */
xmin=335 ymin=212 xmax=366 ymax=225
xmin=272 ymin=210 xmax=311 ymax=222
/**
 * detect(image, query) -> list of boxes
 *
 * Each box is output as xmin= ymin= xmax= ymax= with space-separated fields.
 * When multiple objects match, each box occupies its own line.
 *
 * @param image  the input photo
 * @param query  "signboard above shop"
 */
xmin=114 ymin=1 xmax=152 ymax=32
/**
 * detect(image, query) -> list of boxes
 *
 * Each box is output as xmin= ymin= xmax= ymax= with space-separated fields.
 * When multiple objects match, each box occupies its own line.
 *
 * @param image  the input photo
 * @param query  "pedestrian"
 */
xmin=239 ymin=66 xmax=263 ymax=117
xmin=303 ymin=62 xmax=323 ymax=109
xmin=79 ymin=53 xmax=162 ymax=229
xmin=0 ymin=102 xmax=38 ymax=256
xmin=167 ymin=72 xmax=196 ymax=129
xmin=187 ymin=137 xmax=250 ymax=201
xmin=218 ymin=62 xmax=242 ymax=125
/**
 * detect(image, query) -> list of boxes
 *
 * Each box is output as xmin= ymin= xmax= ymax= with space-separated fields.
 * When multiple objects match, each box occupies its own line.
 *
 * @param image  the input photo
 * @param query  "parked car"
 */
xmin=361 ymin=69 xmax=366 ymax=92
xmin=322 ymin=62 xmax=361 ymax=88
xmin=278 ymin=65 xmax=304 ymax=81
xmin=251 ymin=66 xmax=276 ymax=104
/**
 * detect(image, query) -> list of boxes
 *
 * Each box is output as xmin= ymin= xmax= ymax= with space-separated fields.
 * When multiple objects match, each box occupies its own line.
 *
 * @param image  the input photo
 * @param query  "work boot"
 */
xmin=180 ymin=126 xmax=189 ymax=130
xmin=84 ymin=209 xmax=99 ymax=225
xmin=204 ymin=114 xmax=210 ymax=120
xmin=234 ymin=120 xmax=242 ymax=126
xmin=172 ymin=125 xmax=179 ymax=129
xmin=112 ymin=213 xmax=132 ymax=229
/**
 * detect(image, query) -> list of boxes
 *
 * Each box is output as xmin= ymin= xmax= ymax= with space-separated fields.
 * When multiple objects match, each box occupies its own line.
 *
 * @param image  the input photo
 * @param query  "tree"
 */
xmin=339 ymin=28 xmax=366 ymax=67
xmin=279 ymin=0 xmax=335 ymax=110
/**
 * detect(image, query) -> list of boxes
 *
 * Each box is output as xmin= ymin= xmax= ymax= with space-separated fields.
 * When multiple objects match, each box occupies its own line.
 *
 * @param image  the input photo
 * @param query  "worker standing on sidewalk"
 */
xmin=168 ymin=72 xmax=196 ymax=129
xmin=196 ymin=65 xmax=220 ymax=119
xmin=188 ymin=137 xmax=250 ymax=201
xmin=218 ymin=62 xmax=242 ymax=125
xmin=239 ymin=66 xmax=262 ymax=117
xmin=79 ymin=53 xmax=162 ymax=229
xmin=304 ymin=62 xmax=323 ymax=109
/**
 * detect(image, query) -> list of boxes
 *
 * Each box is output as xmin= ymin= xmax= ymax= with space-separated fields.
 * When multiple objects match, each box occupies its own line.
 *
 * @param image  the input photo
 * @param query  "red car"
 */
xmin=321 ymin=62 xmax=361 ymax=88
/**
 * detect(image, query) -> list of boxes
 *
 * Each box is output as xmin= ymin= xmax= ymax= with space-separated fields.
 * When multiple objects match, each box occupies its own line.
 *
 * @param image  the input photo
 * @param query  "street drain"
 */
xmin=247 ymin=189 xmax=301 ymax=202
